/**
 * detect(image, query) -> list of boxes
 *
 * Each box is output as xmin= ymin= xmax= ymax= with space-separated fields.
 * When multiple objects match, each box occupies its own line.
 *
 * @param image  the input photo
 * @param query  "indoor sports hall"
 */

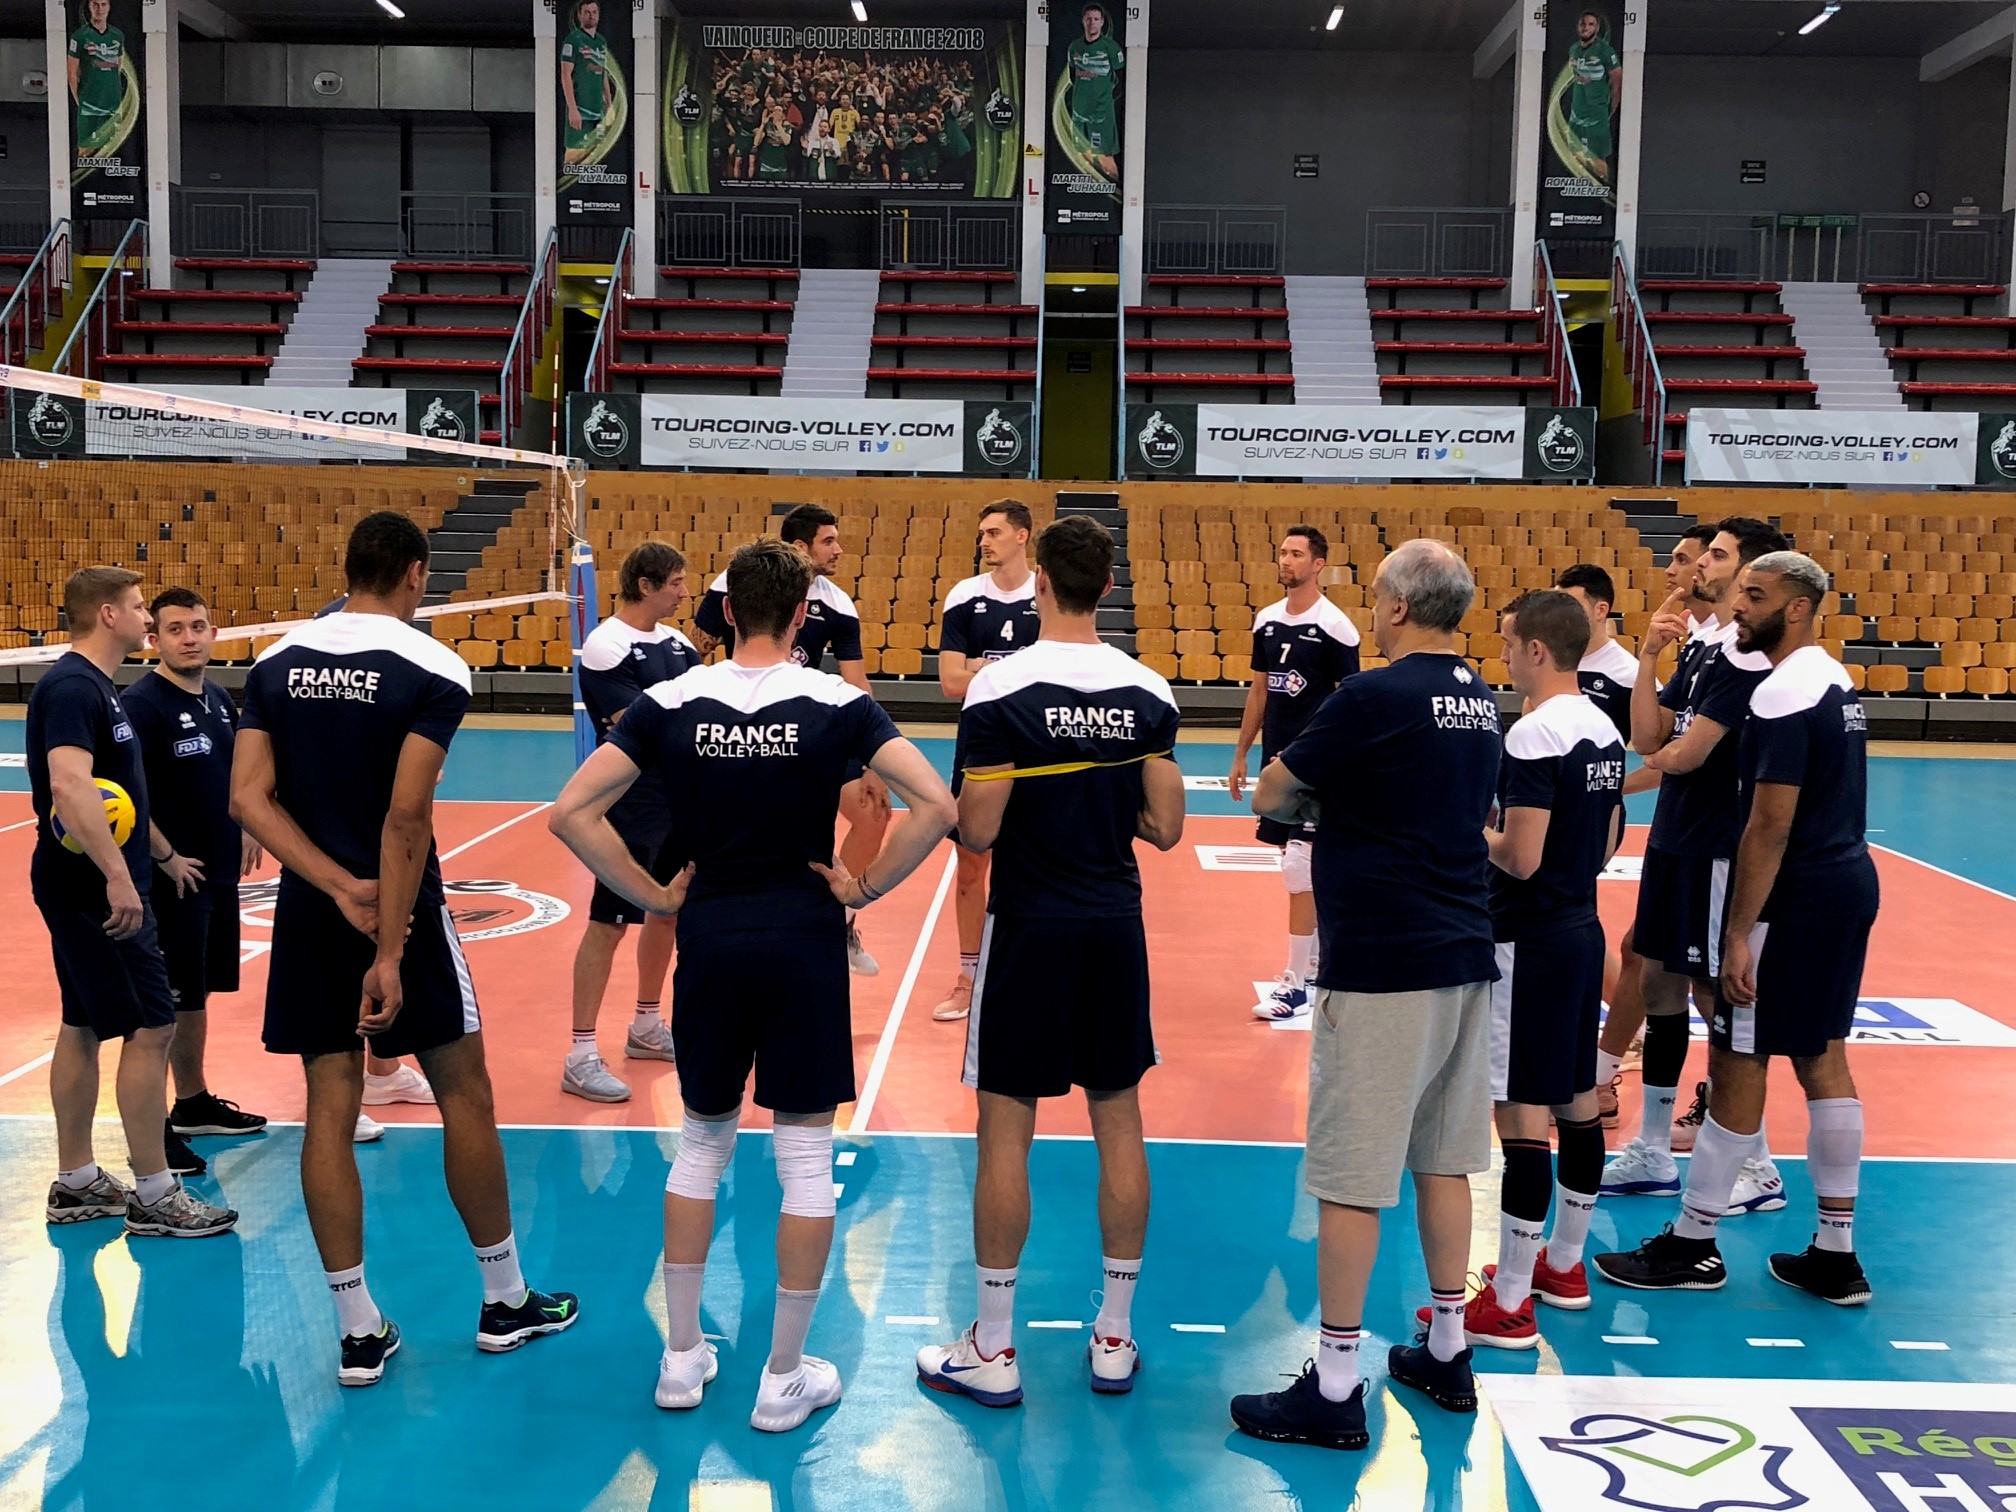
xmin=3 ymin=0 xmax=2016 ymax=1508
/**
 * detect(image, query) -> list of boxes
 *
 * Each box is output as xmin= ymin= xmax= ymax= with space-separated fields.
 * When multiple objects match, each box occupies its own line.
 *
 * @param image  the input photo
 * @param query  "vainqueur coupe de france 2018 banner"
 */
xmin=69 ymin=0 xmax=144 ymax=219
xmin=1046 ymin=2 xmax=1125 ymax=235
xmin=660 ymin=21 xmax=1023 ymax=197
xmin=1539 ymin=3 xmax=1625 ymax=245
xmin=1125 ymin=404 xmax=1596 ymax=482
xmin=557 ymin=0 xmax=634 ymax=224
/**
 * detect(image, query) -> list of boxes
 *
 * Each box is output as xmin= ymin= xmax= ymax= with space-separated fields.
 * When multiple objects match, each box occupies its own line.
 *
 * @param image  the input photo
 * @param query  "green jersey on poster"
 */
xmin=562 ymin=26 xmax=609 ymax=122
xmin=68 ymin=22 xmax=126 ymax=123
xmin=1066 ymin=33 xmax=1123 ymax=127
xmin=1566 ymin=37 xmax=1619 ymax=133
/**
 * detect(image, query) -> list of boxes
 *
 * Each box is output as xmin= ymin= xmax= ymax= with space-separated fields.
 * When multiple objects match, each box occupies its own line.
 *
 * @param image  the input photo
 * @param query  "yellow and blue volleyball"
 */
xmin=53 ymin=779 xmax=137 ymax=854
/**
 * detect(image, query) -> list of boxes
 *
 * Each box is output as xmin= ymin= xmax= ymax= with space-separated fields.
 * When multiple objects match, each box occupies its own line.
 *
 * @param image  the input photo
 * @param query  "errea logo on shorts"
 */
xmin=694 ymin=721 xmax=799 ymax=758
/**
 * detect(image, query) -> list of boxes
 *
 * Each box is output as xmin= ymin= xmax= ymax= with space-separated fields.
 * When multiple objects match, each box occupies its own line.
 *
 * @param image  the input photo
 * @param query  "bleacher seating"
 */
xmin=1638 ymin=279 xmax=1815 ymax=463
xmin=1126 ymin=274 xmax=1292 ymax=403
xmin=603 ymin=267 xmax=800 ymax=395
xmin=355 ymin=260 xmax=536 ymax=443
xmin=872 ymin=272 xmax=1035 ymax=399
xmin=1867 ymin=281 xmax=2016 ymax=409
xmin=1365 ymin=277 xmax=1562 ymax=405
xmin=99 ymin=259 xmax=307 ymax=384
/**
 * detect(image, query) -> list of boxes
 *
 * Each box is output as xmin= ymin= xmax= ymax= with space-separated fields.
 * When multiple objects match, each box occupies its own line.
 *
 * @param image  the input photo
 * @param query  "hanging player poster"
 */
xmin=68 ymin=0 xmax=144 ymax=219
xmin=1045 ymin=1 xmax=1125 ymax=235
xmin=1538 ymin=3 xmax=1624 ymax=246
xmin=557 ymin=0 xmax=633 ymax=225
xmin=660 ymin=20 xmax=1022 ymax=197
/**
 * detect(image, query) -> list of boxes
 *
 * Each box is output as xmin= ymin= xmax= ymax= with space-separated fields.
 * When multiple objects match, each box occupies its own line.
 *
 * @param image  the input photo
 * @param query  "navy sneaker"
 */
xmin=477 ymin=1288 xmax=580 ymax=1353
xmin=338 ymin=1320 xmax=401 ymax=1387
xmin=1230 ymin=1360 xmax=1370 ymax=1450
xmin=1592 ymin=1224 xmax=1728 ymax=1292
xmin=1386 ymin=1339 xmax=1477 ymax=1414
xmin=163 ymin=1125 xmax=207 ymax=1178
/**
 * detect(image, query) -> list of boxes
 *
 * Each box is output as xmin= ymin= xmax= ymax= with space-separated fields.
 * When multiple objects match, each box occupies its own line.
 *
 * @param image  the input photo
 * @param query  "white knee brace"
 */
xmin=1281 ymin=838 xmax=1313 ymax=896
xmin=773 ymin=1123 xmax=836 ymax=1218
xmin=666 ymin=1111 xmax=739 ymax=1200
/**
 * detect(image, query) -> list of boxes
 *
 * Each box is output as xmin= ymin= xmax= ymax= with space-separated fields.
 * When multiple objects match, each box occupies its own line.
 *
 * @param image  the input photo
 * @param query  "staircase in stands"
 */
xmin=782 ymin=268 xmax=879 ymax=399
xmin=1282 ymin=275 xmax=1381 ymax=404
xmin=422 ymin=478 xmax=545 ymax=604
xmin=1777 ymin=281 xmax=1905 ymax=411
xmin=267 ymin=259 xmax=396 ymax=386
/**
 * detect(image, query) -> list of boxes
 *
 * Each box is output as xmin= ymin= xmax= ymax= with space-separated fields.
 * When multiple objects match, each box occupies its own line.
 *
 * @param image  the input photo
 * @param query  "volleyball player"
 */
xmin=233 ymin=514 xmax=577 ymax=1387
xmin=124 ymin=588 xmax=269 ymax=1175
xmin=1429 ymin=591 xmax=1621 ymax=1348
xmin=917 ymin=516 xmax=1183 ymax=1407
xmin=694 ymin=504 xmax=890 ymax=977
xmin=563 ymin=543 xmax=699 ymax=1102
xmin=1596 ymin=552 xmax=1877 ymax=1304
xmin=929 ymin=501 xmax=1042 ymax=1024
xmin=33 ymin=567 xmax=238 ymax=1240
xmin=550 ymin=539 xmax=955 ymax=1430
xmin=1228 ymin=526 xmax=1360 ymax=1020
xmin=1604 ymin=518 xmax=1788 ymax=1215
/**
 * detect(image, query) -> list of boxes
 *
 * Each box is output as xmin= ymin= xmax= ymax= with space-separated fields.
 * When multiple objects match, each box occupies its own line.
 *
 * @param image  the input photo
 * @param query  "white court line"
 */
xmin=885 ymin=1315 xmax=940 ymax=1327
xmin=0 ymin=1053 xmax=53 ymax=1090
xmin=1747 ymin=1338 xmax=1805 ymax=1348
xmin=0 ymin=817 xmax=36 ymax=835
xmin=439 ymin=801 xmax=553 ymax=863
xmin=835 ymin=1150 xmax=857 ymax=1167
xmin=1604 ymin=1335 xmax=1660 ymax=1346
xmin=1890 ymin=1340 xmax=1951 ymax=1351
xmin=1026 ymin=1320 xmax=1082 ymax=1330
xmin=1871 ymin=841 xmax=2016 ymax=905
xmin=848 ymin=851 xmax=958 ymax=1135
xmin=1171 ymin=1323 xmax=1226 ymax=1334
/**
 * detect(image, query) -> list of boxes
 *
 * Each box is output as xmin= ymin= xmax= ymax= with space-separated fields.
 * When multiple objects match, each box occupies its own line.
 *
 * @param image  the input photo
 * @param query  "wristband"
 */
xmin=856 ymin=871 xmax=885 ymax=906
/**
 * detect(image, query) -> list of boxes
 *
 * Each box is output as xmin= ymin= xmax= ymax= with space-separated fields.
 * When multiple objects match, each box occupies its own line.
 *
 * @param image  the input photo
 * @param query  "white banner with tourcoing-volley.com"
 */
xmin=1685 ymin=408 xmax=1977 ymax=486
xmin=11 ymin=384 xmax=482 ymax=462
xmin=1124 ymin=403 xmax=1597 ymax=481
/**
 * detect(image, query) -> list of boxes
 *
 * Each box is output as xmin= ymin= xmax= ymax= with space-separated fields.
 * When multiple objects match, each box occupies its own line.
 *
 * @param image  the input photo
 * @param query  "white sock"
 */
xmin=326 ymin=1264 xmax=383 ymax=1338
xmin=134 ymin=1170 xmax=175 ymax=1206
xmin=767 ymin=1285 xmax=821 ymax=1376
xmin=1093 ymin=1256 xmax=1139 ymax=1341
xmin=958 ymin=953 xmax=979 ymax=981
xmin=1595 ymin=1048 xmax=1623 ymax=1087
xmin=1494 ymin=1212 xmax=1545 ymax=1311
xmin=1286 ymin=932 xmax=1316 ymax=985
xmin=663 ymin=1260 xmax=706 ymax=1351
xmin=975 ymin=1265 xmax=1017 ymax=1356
xmin=1639 ymin=1084 xmax=1680 ymax=1155
xmin=473 ymin=1233 xmax=527 ymax=1306
xmin=1674 ymin=1116 xmax=1756 ymax=1242
xmin=1426 ymin=1288 xmax=1466 ymax=1362
xmin=1546 ymin=1182 xmax=1599 ymax=1273
xmin=1315 ymin=1322 xmax=1361 ymax=1402
xmin=1817 ymin=1209 xmax=1855 ymax=1253
xmin=566 ymin=1030 xmax=598 ymax=1064
xmin=57 ymin=1163 xmax=102 ymax=1191
xmin=1807 ymin=1096 xmax=1863 ymax=1254
xmin=634 ymin=999 xmax=662 ymax=1029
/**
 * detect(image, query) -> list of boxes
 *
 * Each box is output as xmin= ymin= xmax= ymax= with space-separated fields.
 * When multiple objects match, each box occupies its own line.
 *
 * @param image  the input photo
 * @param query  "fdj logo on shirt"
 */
xmin=1268 ymin=669 xmax=1309 ymax=697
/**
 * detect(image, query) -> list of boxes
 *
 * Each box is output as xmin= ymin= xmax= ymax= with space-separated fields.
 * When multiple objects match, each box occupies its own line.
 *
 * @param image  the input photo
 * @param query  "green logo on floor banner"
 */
xmin=1528 ymin=406 xmax=1596 ymax=480
xmin=1976 ymin=412 xmax=2016 ymax=488
xmin=569 ymin=393 xmax=643 ymax=469
xmin=1126 ymin=403 xmax=1198 ymax=476
xmin=963 ymin=400 xmax=1035 ymax=474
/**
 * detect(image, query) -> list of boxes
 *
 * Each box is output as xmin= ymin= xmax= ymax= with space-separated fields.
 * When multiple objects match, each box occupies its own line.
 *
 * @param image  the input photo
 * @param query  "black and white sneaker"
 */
xmin=1769 ymin=1242 xmax=1872 ymax=1306
xmin=1387 ymin=1339 xmax=1478 ymax=1414
xmin=338 ymin=1321 xmax=402 ymax=1387
xmin=46 ymin=1170 xmax=136 ymax=1225
xmin=1592 ymin=1224 xmax=1728 ymax=1291
xmin=477 ymin=1288 xmax=580 ymax=1353
xmin=124 ymin=1182 xmax=238 ymax=1239
xmin=1230 ymin=1360 xmax=1370 ymax=1450
xmin=171 ymin=1092 xmax=269 ymax=1137
xmin=163 ymin=1127 xmax=207 ymax=1178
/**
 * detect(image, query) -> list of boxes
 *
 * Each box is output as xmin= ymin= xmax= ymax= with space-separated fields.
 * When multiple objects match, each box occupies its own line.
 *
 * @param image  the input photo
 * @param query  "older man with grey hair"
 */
xmin=1596 ymin=549 xmax=1878 ymax=1307
xmin=1229 ymin=539 xmax=1503 ymax=1451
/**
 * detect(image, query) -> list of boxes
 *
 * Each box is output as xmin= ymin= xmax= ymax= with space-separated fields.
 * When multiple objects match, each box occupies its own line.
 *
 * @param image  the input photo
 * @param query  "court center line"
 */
xmin=848 ymin=850 xmax=958 ymax=1136
xmin=0 ymin=1053 xmax=53 ymax=1090
xmin=0 ymin=817 xmax=36 ymax=835
xmin=1890 ymin=1340 xmax=1951 ymax=1351
xmin=439 ymin=801 xmax=553 ymax=864
xmin=1746 ymin=1338 xmax=1805 ymax=1348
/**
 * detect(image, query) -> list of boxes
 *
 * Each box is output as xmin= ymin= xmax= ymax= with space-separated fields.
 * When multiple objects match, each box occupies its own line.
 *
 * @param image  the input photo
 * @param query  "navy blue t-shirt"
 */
xmin=959 ymin=640 xmax=1181 ymax=919
xmin=1648 ymin=625 xmax=1772 ymax=858
xmin=123 ymin=672 xmax=241 ymax=881
xmin=939 ymin=573 xmax=1041 ymax=665
xmin=1278 ymin=652 xmax=1503 ymax=994
xmin=1576 ymin=636 xmax=1640 ymax=746
xmin=241 ymin=612 xmax=472 ymax=907
xmin=608 ymin=659 xmax=899 ymax=925
xmin=26 ymin=652 xmax=153 ymax=909
xmin=694 ymin=572 xmax=864 ymax=669
xmin=1740 ymin=645 xmax=1879 ymax=909
xmin=578 ymin=614 xmax=701 ymax=845
xmin=1252 ymin=596 xmax=1361 ymax=759
xmin=1491 ymin=693 xmax=1625 ymax=941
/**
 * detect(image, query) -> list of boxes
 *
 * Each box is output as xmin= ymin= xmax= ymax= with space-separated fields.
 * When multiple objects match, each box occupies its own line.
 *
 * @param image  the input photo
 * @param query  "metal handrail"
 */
xmin=1535 ymin=240 xmax=1583 ymax=409
xmin=499 ymin=227 xmax=559 ymax=449
xmin=584 ymin=227 xmax=635 ymax=395
xmin=1611 ymin=239 xmax=1669 ymax=488
xmin=0 ymin=220 xmax=71 ymax=368
xmin=56 ymin=219 xmax=148 ymax=379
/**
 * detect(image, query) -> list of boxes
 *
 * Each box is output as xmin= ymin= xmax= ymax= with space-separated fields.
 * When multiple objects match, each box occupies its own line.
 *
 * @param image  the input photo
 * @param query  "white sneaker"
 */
xmin=846 ymin=923 xmax=880 ymax=978
xmin=654 ymin=1340 xmax=719 ymax=1409
xmin=363 ymin=1065 xmax=436 ymax=1106
xmin=1088 ymin=1334 xmax=1140 ymax=1395
xmin=624 ymin=1017 xmax=677 ymax=1063
xmin=1726 ymin=1155 xmax=1789 ymax=1215
xmin=916 ymin=1325 xmax=1023 ymax=1408
xmin=354 ymin=1113 xmax=385 ymax=1143
xmin=1599 ymin=1138 xmax=1682 ymax=1197
xmin=562 ymin=1052 xmax=632 ymax=1103
xmin=931 ymin=974 xmax=974 ymax=1022
xmin=1253 ymin=972 xmax=1310 ymax=1021
xmin=750 ymin=1356 xmax=843 ymax=1433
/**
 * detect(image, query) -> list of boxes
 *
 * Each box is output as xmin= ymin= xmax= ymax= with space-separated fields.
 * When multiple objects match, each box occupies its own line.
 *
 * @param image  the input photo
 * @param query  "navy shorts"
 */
xmin=964 ymin=913 xmax=1157 ymax=1099
xmin=1256 ymin=817 xmax=1315 ymax=848
xmin=263 ymin=880 xmax=480 ymax=1060
xmin=39 ymin=897 xmax=178 ymax=1040
xmin=1489 ymin=921 xmax=1605 ymax=1106
xmin=152 ymin=880 xmax=241 ymax=1011
xmin=1712 ymin=867 xmax=1880 ymax=1060
xmin=589 ymin=829 xmax=677 ymax=928
xmin=1632 ymin=847 xmax=1730 ymax=981
xmin=671 ymin=902 xmax=855 ymax=1116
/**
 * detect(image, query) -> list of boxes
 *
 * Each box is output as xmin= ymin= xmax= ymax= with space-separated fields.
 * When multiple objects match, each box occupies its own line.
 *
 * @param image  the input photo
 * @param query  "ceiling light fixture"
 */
xmin=1326 ymin=6 xmax=1344 ymax=31
xmin=376 ymin=0 xmax=406 ymax=17
xmin=851 ymin=1 xmax=869 ymax=21
xmin=1797 ymin=3 xmax=1840 ymax=36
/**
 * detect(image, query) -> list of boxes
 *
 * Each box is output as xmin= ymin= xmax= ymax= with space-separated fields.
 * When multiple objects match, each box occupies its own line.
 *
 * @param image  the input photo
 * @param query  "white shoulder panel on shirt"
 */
xmin=643 ymin=658 xmax=864 ymax=714
xmin=943 ymin=572 xmax=1037 ymax=614
xmin=581 ymin=616 xmax=673 ymax=673
xmin=1580 ymin=637 xmax=1640 ymax=685
xmin=810 ymin=575 xmax=860 ymax=620
xmin=1750 ymin=644 xmax=1853 ymax=720
xmin=964 ymin=639 xmax=1177 ymax=712
xmin=1252 ymin=596 xmax=1361 ymax=645
xmin=707 ymin=571 xmax=728 ymax=593
xmin=258 ymin=610 xmax=472 ymax=693
xmin=1505 ymin=692 xmax=1625 ymax=761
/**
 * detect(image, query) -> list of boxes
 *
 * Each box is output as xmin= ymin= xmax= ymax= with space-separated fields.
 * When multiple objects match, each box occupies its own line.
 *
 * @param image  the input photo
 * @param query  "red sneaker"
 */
xmin=1474 ymin=1250 xmax=1592 ymax=1312
xmin=1412 ymin=1280 xmax=1537 ymax=1351
xmin=1671 ymin=1081 xmax=1709 ymax=1154
xmin=1597 ymin=1073 xmax=1621 ymax=1130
